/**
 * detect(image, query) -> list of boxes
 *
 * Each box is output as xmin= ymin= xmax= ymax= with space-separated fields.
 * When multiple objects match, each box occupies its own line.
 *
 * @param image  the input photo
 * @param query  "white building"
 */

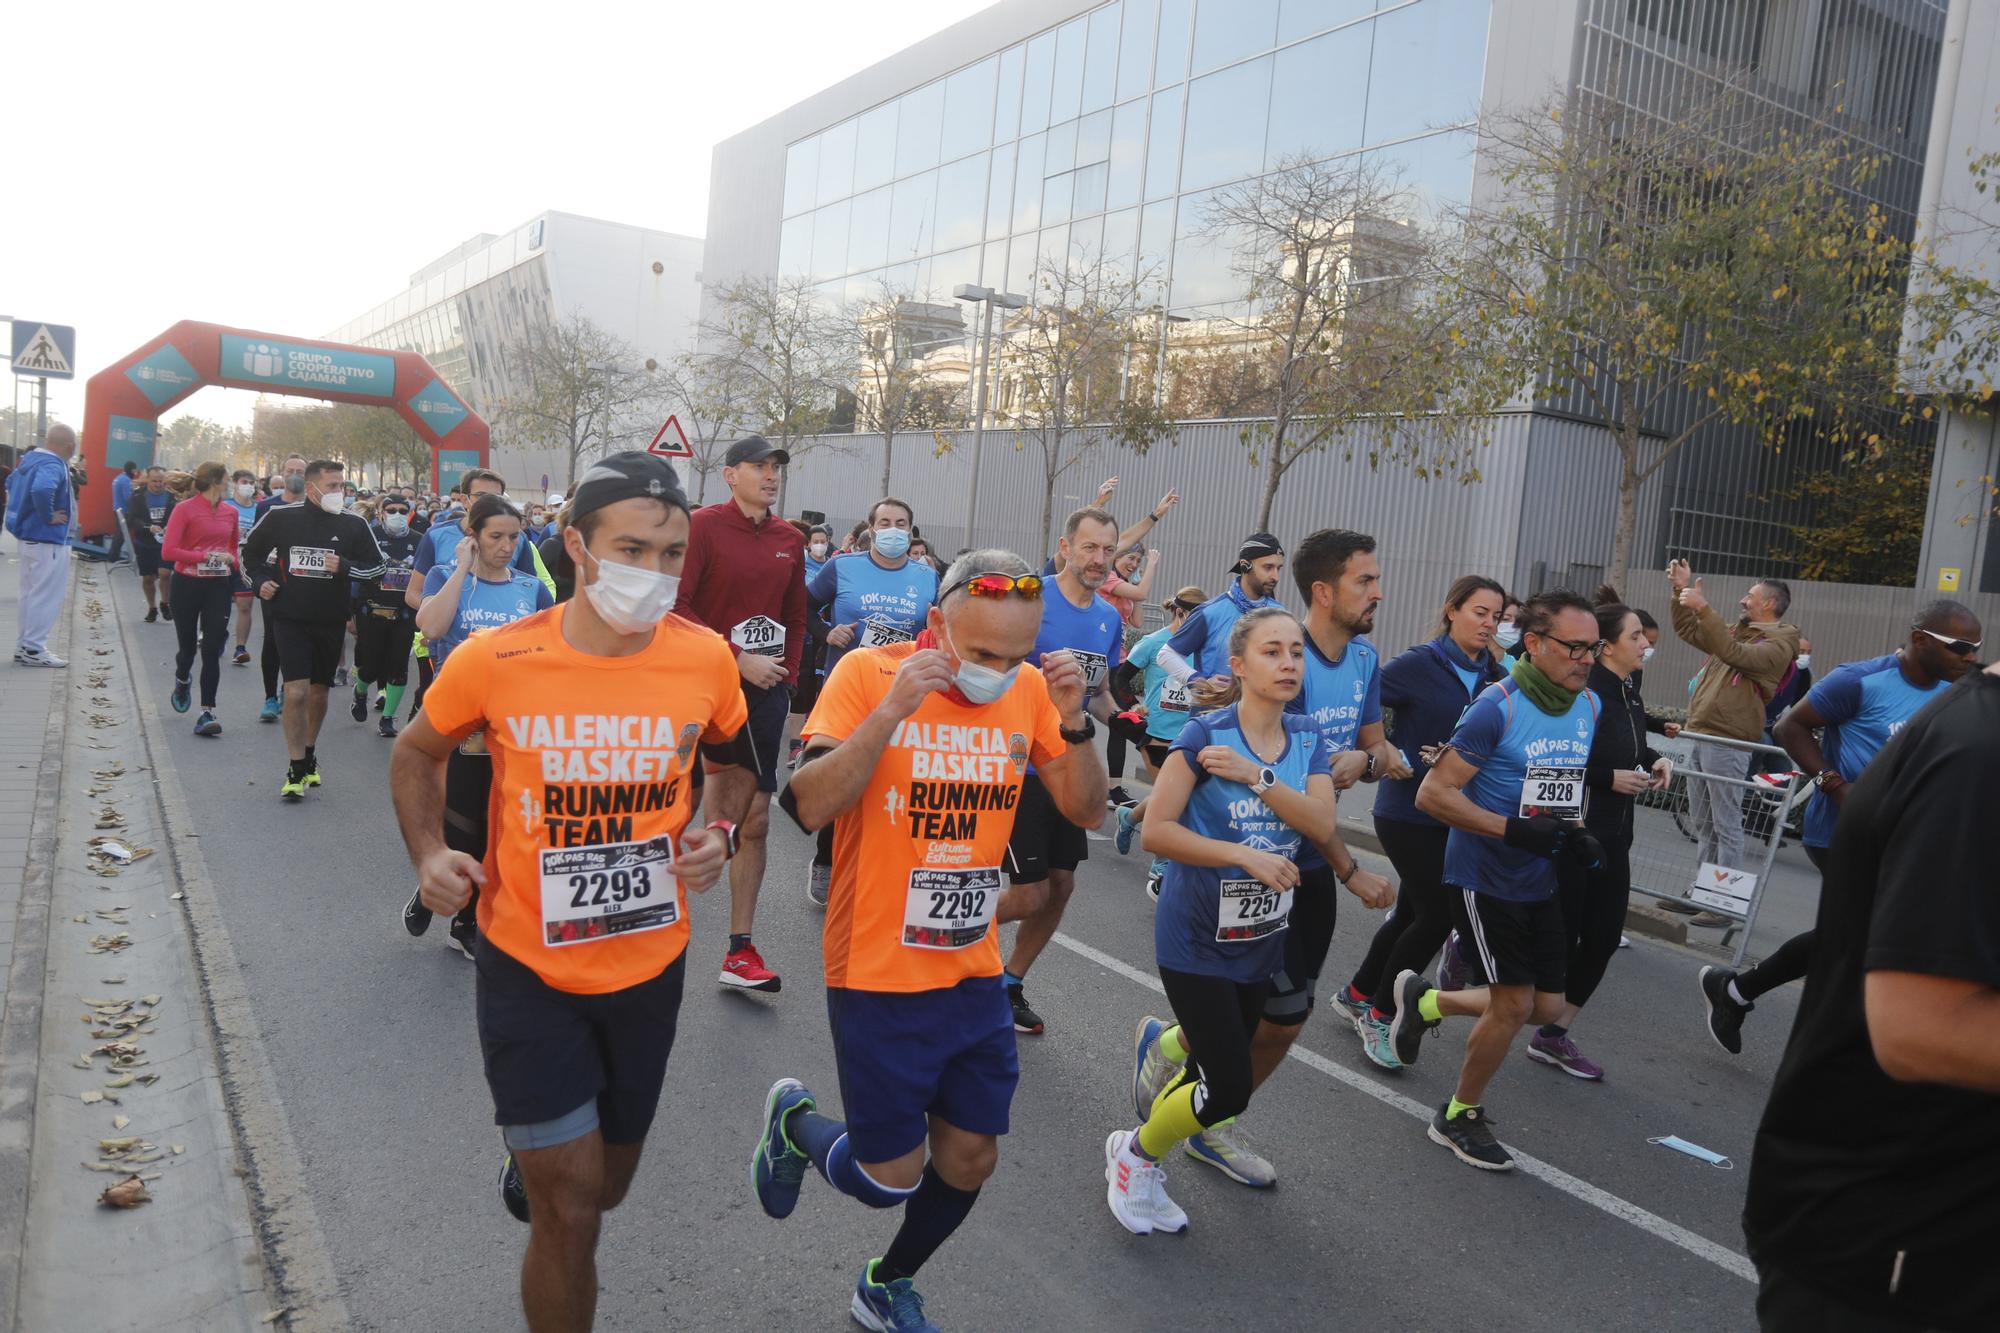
xmin=327 ymin=210 xmax=703 ymax=496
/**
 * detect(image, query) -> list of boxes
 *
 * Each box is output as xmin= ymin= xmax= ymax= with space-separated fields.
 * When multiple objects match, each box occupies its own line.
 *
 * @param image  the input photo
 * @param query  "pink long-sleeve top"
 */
xmin=160 ymin=494 xmax=241 ymax=578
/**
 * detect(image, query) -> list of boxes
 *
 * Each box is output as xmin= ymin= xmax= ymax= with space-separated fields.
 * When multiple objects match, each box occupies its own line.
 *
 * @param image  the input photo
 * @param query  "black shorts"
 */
xmin=1448 ymin=887 xmax=1566 ymax=992
xmin=133 ymin=537 xmax=164 ymax=577
xmin=1004 ymin=773 xmax=1089 ymax=884
xmin=475 ymin=941 xmax=685 ymax=1146
xmin=1263 ymin=863 xmax=1340 ymax=1024
xmin=443 ymin=747 xmax=492 ymax=858
xmin=352 ymin=611 xmax=416 ymax=687
xmin=741 ymin=681 xmax=790 ymax=794
xmin=1141 ymin=738 xmax=1173 ymax=770
xmin=273 ymin=618 xmax=346 ymax=687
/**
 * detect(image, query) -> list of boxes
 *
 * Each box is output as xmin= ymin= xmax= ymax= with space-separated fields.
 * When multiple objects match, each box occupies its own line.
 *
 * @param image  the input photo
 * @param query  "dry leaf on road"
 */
xmin=98 ymin=1175 xmax=151 ymax=1209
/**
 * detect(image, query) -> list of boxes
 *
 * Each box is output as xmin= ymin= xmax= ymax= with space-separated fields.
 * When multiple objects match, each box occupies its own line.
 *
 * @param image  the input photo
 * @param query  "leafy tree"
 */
xmin=841 ymin=277 xmax=969 ymax=495
xmin=697 ymin=275 xmax=846 ymax=512
xmin=1763 ymin=435 xmax=1930 ymax=584
xmin=658 ymin=350 xmax=754 ymax=504
xmin=498 ymin=313 xmax=658 ymax=488
xmin=1433 ymin=83 xmax=1916 ymax=590
xmin=1194 ymin=154 xmax=1484 ymax=531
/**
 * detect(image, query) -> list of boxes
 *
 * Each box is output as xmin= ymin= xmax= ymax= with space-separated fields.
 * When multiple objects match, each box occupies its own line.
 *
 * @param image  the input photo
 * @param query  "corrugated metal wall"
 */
xmin=781 ymin=412 xmax=1539 ymax=658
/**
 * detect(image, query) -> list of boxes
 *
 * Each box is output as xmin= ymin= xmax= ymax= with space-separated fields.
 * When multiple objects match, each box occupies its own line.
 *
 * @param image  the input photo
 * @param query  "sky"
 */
xmin=1 ymin=0 xmax=992 ymax=435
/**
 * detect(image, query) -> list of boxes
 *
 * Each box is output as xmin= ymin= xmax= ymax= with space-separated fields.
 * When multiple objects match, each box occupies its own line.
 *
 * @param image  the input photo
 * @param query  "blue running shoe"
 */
xmin=170 ymin=676 xmax=192 ymax=714
xmin=193 ymin=710 xmax=221 ymax=737
xmin=1132 ymin=1014 xmax=1181 ymax=1120
xmin=751 ymin=1077 xmax=814 ymax=1219
xmin=851 ymin=1258 xmax=941 ymax=1332
xmin=258 ymin=696 xmax=281 ymax=724
xmin=1329 ymin=984 xmax=1371 ymax=1035
xmin=1114 ymin=804 xmax=1138 ymax=856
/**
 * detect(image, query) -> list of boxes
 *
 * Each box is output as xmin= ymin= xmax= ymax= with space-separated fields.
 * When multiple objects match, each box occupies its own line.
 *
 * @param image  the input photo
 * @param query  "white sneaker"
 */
xmin=806 ymin=862 xmax=830 ymax=908
xmin=1104 ymin=1129 xmax=1188 ymax=1235
xmin=13 ymin=647 xmax=66 ymax=668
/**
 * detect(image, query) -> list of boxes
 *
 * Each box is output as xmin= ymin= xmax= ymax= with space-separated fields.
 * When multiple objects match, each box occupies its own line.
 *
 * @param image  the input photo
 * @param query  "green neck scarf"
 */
xmin=1510 ymin=653 xmax=1582 ymax=716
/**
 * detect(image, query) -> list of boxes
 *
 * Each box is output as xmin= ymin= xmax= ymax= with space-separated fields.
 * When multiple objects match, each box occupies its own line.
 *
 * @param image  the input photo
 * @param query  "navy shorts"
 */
xmin=827 ymin=975 xmax=1019 ymax=1162
xmin=133 ymin=536 xmax=164 ymax=577
xmin=742 ymin=681 xmax=790 ymax=794
xmin=1003 ymin=773 xmax=1088 ymax=884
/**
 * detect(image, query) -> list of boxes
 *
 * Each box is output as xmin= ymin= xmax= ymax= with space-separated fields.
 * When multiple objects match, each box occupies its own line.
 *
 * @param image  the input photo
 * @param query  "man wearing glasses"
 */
xmin=1667 ymin=561 xmax=1802 ymax=878
xmin=1699 ymin=600 xmax=1984 ymax=1055
xmin=1380 ymin=590 xmax=1606 ymax=1171
xmin=754 ymin=550 xmax=1105 ymax=1330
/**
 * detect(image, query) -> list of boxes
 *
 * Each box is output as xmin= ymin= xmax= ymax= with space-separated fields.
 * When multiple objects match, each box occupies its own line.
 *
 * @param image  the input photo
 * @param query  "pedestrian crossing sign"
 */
xmin=10 ymin=322 xmax=75 ymax=380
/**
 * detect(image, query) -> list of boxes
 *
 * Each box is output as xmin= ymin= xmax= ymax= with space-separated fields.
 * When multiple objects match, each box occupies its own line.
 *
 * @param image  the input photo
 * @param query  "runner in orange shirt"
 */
xmin=749 ymin=549 xmax=1106 ymax=1332
xmin=390 ymin=452 xmax=754 ymax=1333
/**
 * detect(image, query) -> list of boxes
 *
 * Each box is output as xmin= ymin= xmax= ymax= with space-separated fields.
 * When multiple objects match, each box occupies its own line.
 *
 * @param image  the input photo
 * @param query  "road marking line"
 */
xmin=1050 ymin=930 xmax=1757 ymax=1284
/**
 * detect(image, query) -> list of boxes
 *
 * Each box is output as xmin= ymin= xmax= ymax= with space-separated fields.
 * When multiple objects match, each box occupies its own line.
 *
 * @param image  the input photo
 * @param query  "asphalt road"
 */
xmin=111 ymin=572 xmax=1791 ymax=1332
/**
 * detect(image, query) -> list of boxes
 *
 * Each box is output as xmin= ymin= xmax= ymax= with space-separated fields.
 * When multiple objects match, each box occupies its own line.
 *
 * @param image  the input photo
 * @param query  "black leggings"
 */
xmin=171 ymin=575 xmax=234 ymax=709
xmin=1556 ymin=831 xmax=1632 ymax=1009
xmin=1348 ymin=819 xmax=1453 ymax=1014
xmin=411 ymin=651 xmax=436 ymax=716
xmin=1738 ymin=844 xmax=1826 ymax=1001
xmin=443 ymin=747 xmax=491 ymax=931
xmin=1158 ymin=966 xmax=1270 ymax=1128
xmin=1106 ymin=711 xmax=1151 ymax=781
xmin=260 ymin=598 xmax=281 ymax=700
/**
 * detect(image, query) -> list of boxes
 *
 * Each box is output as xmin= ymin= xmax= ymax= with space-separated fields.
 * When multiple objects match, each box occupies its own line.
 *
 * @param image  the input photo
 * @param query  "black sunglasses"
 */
xmin=1534 ymin=632 xmax=1606 ymax=662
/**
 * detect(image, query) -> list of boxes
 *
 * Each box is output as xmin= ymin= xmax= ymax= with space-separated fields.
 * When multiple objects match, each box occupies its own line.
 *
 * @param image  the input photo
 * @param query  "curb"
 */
xmin=0 ymin=565 xmax=73 ymax=1333
xmin=108 ymin=571 xmax=352 ymax=1331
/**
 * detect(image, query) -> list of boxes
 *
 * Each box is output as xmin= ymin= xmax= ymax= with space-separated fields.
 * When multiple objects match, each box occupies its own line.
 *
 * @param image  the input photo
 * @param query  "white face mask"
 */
xmin=944 ymin=626 xmax=1019 ymax=704
xmin=235 ymin=482 xmax=255 ymax=501
xmin=809 ymin=542 xmax=829 ymax=560
xmin=1795 ymin=654 xmax=1811 ymax=670
xmin=1494 ymin=623 xmax=1522 ymax=649
xmin=384 ymin=514 xmax=409 ymax=536
xmin=583 ymin=547 xmax=680 ymax=634
xmin=318 ymin=490 xmax=345 ymax=515
xmin=1641 ymin=646 xmax=1657 ymax=664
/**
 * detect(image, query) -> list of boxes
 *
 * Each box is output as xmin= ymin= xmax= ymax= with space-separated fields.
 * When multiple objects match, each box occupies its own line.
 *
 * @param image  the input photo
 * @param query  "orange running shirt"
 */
xmin=804 ymin=641 xmax=1067 ymax=993
xmin=419 ymin=607 xmax=748 ymax=994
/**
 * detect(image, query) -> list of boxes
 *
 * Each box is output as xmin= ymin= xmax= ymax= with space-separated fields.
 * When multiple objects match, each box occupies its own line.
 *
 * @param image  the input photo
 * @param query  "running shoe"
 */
xmin=303 ymin=760 xmax=322 ymax=788
xmin=721 ymin=944 xmax=782 ymax=993
xmin=1427 ymin=1101 xmax=1512 ymax=1171
xmin=378 ymin=715 xmax=399 ymax=739
xmin=1144 ymin=871 xmax=1162 ymax=904
xmin=1387 ymin=970 xmax=1439 ymax=1066
xmin=851 ymin=1258 xmax=941 ymax=1333
xmin=1526 ymin=1030 xmax=1604 ymax=1080
xmin=170 ymin=676 xmax=192 ymax=713
xmin=1359 ymin=1014 xmax=1402 ymax=1070
xmin=1131 ymin=1015 xmax=1181 ymax=1120
xmin=159 ymin=605 xmax=173 ymax=621
xmin=193 ymin=710 xmax=221 ymax=738
xmin=1106 ymin=784 xmax=1137 ymax=808
xmin=446 ymin=914 xmax=477 ymax=960
xmin=258 ymin=697 xmax=281 ymax=724
xmin=1618 ymin=935 xmax=1631 ymax=949
xmin=750 ymin=1077 xmax=814 ymax=1220
xmin=1103 ymin=1129 xmax=1187 ymax=1235
xmin=333 ymin=666 xmax=348 ymax=687
xmin=13 ymin=647 xmax=67 ymax=667
xmin=402 ymin=888 xmax=433 ymax=938
xmin=1008 ymin=983 xmax=1044 ymax=1035
xmin=232 ymin=645 xmax=252 ymax=666
xmin=374 ymin=693 xmax=386 ymax=713
xmin=1438 ymin=932 xmax=1470 ymax=992
xmin=1114 ymin=804 xmax=1139 ymax=856
xmin=1699 ymin=965 xmax=1750 ymax=1056
xmin=350 ymin=691 xmax=368 ymax=722
xmin=498 ymin=1153 xmax=529 ymax=1223
xmin=785 ymin=737 xmax=803 ymax=771
xmin=144 ymin=608 xmax=158 ymax=624
xmin=1185 ymin=1121 xmax=1276 ymax=1188
xmin=280 ymin=774 xmax=305 ymax=803
xmin=1329 ymin=984 xmax=1371 ymax=1034
xmin=805 ymin=862 xmax=830 ymax=908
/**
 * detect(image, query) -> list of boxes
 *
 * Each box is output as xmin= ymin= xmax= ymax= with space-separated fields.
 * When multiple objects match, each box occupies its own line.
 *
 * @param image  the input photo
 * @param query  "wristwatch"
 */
xmin=1364 ymin=749 xmax=1379 ymax=779
xmin=1249 ymin=766 xmax=1278 ymax=796
xmin=705 ymin=820 xmax=741 ymax=859
xmin=1059 ymin=716 xmax=1096 ymax=744
xmin=1811 ymin=770 xmax=1842 ymax=791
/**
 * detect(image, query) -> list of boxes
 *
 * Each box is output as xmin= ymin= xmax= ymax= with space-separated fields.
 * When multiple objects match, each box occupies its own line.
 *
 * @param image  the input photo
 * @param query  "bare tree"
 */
xmin=698 ymin=275 xmax=847 ymax=512
xmin=1196 ymin=153 xmax=1479 ymax=531
xmin=842 ymin=277 xmax=970 ymax=495
xmin=993 ymin=251 xmax=1173 ymax=554
xmin=658 ymin=350 xmax=755 ymax=504
xmin=499 ymin=313 xmax=658 ymax=488
xmin=1432 ymin=83 xmax=1915 ymax=589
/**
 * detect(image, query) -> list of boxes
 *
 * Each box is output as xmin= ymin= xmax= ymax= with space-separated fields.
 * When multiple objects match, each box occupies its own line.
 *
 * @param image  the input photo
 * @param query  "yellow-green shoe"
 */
xmin=280 ymin=774 xmax=305 ymax=802
xmin=302 ymin=761 xmax=322 ymax=788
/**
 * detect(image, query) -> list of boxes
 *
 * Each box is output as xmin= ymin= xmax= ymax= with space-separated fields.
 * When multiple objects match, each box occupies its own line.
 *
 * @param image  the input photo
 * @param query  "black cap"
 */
xmin=1234 ymin=532 xmax=1283 ymax=571
xmin=724 ymin=435 xmax=791 ymax=467
xmin=569 ymin=451 xmax=689 ymax=526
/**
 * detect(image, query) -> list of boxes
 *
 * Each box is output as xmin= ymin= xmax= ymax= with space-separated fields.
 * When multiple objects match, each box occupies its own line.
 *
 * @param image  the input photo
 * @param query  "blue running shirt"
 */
xmin=1801 ymin=653 xmax=1948 ymax=849
xmin=1155 ymin=705 xmax=1332 ymax=982
xmin=807 ymin=553 xmax=939 ymax=674
xmin=421 ymin=566 xmax=553 ymax=665
xmin=1129 ymin=626 xmax=1195 ymax=744
xmin=1441 ymin=679 xmax=1599 ymax=903
xmin=1166 ymin=582 xmax=1281 ymax=678
xmin=1288 ymin=632 xmax=1381 ymax=869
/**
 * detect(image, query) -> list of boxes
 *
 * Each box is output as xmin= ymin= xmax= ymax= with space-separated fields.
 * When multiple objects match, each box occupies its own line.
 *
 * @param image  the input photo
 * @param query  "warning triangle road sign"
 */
xmin=12 ymin=326 xmax=72 ymax=377
xmin=647 ymin=414 xmax=693 ymax=459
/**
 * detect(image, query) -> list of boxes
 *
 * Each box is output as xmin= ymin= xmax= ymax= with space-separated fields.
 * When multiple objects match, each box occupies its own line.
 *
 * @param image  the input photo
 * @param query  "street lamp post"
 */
xmin=953 ymin=283 xmax=1026 ymax=550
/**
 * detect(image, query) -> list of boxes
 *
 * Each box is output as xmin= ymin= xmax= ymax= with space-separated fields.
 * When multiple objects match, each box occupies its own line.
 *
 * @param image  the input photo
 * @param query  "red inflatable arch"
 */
xmin=78 ymin=320 xmax=490 ymax=539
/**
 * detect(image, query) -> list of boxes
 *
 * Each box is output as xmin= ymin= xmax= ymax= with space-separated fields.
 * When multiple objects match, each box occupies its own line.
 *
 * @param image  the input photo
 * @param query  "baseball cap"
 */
xmin=568 ymin=451 xmax=689 ymax=525
xmin=724 ymin=435 xmax=791 ymax=467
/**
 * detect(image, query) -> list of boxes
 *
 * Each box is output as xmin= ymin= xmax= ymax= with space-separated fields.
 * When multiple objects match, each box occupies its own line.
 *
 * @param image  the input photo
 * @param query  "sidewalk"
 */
xmin=0 ymin=550 xmax=278 ymax=1331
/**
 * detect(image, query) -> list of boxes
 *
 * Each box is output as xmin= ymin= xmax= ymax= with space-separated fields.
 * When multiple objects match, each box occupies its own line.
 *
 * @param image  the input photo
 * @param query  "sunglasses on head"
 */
xmin=941 ymin=572 xmax=1044 ymax=601
xmin=1919 ymin=628 xmax=1982 ymax=656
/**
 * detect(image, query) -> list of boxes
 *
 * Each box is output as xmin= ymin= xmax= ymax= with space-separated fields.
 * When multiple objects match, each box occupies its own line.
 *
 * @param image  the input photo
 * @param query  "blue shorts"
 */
xmin=827 ymin=975 xmax=1019 ymax=1162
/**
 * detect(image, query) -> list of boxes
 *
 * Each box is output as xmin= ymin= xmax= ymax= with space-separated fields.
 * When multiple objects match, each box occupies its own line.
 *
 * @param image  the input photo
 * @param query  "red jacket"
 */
xmin=673 ymin=500 xmax=806 ymax=685
xmin=160 ymin=495 xmax=241 ymax=579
